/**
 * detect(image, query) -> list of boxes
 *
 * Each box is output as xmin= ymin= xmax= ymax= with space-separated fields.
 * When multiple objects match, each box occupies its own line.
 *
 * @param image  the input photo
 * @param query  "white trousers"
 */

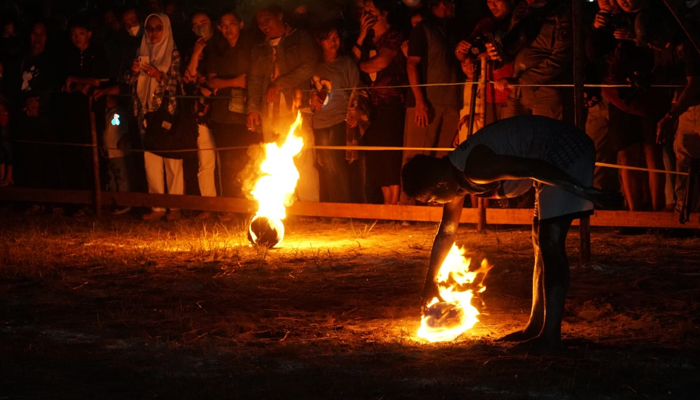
xmin=144 ymin=151 xmax=184 ymax=212
xmin=197 ymin=123 xmax=217 ymax=197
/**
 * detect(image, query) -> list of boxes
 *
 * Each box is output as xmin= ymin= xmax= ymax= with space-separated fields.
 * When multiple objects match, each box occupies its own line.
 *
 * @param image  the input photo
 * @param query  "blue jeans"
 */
xmin=313 ymin=121 xmax=352 ymax=203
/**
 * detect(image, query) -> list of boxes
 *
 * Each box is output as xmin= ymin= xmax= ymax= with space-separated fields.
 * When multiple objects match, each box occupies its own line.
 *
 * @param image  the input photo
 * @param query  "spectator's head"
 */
xmin=191 ymin=10 xmax=213 ymax=40
xmin=146 ymin=0 xmax=162 ymax=14
xmin=615 ymin=0 xmax=649 ymax=13
xmin=427 ymin=0 xmax=455 ymax=18
xmin=255 ymin=5 xmax=287 ymax=39
xmin=69 ymin=18 xmax=92 ymax=51
xmin=217 ymin=8 xmax=244 ymax=43
xmin=487 ymin=0 xmax=513 ymax=20
xmin=122 ymin=8 xmax=142 ymax=36
xmin=104 ymin=8 xmax=122 ymax=33
xmin=1 ymin=11 xmax=18 ymax=38
xmin=597 ymin=0 xmax=620 ymax=14
xmin=363 ymin=0 xmax=391 ymax=24
xmin=314 ymin=22 xmax=341 ymax=59
xmin=635 ymin=10 xmax=680 ymax=50
xmin=30 ymin=21 xmax=48 ymax=56
xmin=402 ymin=155 xmax=458 ymax=204
xmin=408 ymin=8 xmax=426 ymax=28
xmin=145 ymin=14 xmax=169 ymax=45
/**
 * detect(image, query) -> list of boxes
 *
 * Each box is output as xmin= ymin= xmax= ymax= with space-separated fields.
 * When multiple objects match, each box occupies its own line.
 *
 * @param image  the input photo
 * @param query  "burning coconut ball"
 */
xmin=248 ymin=215 xmax=285 ymax=247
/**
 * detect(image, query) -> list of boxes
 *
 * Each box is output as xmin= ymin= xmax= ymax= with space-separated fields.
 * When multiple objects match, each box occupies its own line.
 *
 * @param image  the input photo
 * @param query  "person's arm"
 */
xmin=246 ymin=45 xmax=264 ymax=129
xmin=152 ymin=50 xmax=181 ymax=116
xmin=422 ymin=195 xmax=466 ymax=304
xmin=66 ymin=76 xmax=102 ymax=88
xmin=657 ymin=75 xmax=700 ymax=143
xmin=515 ymin=9 xmax=573 ymax=85
xmin=407 ymin=55 xmax=430 ymax=127
xmin=273 ymin=30 xmax=318 ymax=92
xmin=464 ymin=145 xmax=620 ymax=207
xmin=207 ymin=73 xmax=247 ymax=90
xmin=186 ymin=38 xmax=206 ymax=78
xmin=359 ymin=47 xmax=397 ymax=73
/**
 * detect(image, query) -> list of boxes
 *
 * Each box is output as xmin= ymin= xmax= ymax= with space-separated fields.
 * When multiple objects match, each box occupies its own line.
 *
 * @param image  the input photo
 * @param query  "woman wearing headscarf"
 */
xmin=124 ymin=13 xmax=183 ymax=221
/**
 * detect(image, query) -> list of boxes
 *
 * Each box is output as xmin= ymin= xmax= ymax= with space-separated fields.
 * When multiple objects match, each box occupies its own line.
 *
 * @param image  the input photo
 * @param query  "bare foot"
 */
xmin=497 ymin=328 xmax=540 ymax=342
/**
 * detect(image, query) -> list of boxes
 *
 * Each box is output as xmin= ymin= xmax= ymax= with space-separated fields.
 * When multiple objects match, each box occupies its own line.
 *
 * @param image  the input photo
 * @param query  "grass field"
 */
xmin=1 ymin=210 xmax=699 ymax=399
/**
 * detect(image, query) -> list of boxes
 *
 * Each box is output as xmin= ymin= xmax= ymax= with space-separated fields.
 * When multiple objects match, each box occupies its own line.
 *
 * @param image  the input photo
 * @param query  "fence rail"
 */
xmin=1 ymin=187 xmax=697 ymax=229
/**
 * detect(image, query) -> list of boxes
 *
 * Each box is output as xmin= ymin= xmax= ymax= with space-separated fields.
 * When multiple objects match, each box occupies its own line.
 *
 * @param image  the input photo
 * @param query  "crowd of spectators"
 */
xmin=0 ymin=0 xmax=698 ymax=227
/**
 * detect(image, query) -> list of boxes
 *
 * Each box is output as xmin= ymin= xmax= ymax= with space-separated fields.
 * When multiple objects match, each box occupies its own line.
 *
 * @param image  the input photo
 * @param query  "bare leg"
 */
xmin=381 ymin=185 xmax=400 ymax=205
xmin=618 ymin=144 xmax=645 ymax=211
xmin=643 ymin=143 xmax=665 ymax=211
xmin=513 ymin=217 xmax=572 ymax=352
xmin=499 ymin=219 xmax=545 ymax=342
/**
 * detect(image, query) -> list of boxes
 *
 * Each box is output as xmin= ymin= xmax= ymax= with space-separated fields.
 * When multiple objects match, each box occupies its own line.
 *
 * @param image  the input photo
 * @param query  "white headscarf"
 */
xmin=137 ymin=13 xmax=175 ymax=109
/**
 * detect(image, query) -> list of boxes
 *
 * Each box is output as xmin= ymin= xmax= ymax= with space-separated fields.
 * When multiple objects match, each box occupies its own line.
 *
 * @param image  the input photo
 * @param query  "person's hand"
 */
xmin=421 ymin=281 xmax=443 ymax=311
xmin=456 ymin=40 xmax=472 ymax=55
xmin=414 ymin=100 xmax=430 ymax=128
xmin=182 ymin=69 xmax=195 ymax=84
xmin=193 ymin=37 xmax=207 ymax=56
xmin=401 ymin=39 xmax=409 ymax=58
xmin=24 ymin=97 xmax=40 ymax=117
xmin=266 ymin=84 xmax=281 ymax=104
xmin=117 ymin=135 xmax=128 ymax=150
xmin=63 ymin=76 xmax=74 ymax=93
xmin=494 ymin=78 xmax=513 ymax=92
xmin=485 ymin=43 xmax=501 ymax=62
xmin=656 ymin=113 xmax=677 ymax=144
xmin=310 ymin=92 xmax=324 ymax=110
xmin=141 ymin=63 xmax=164 ymax=80
xmin=593 ymin=12 xmax=611 ymax=29
xmin=359 ymin=11 xmax=376 ymax=38
xmin=613 ymin=28 xmax=635 ymax=41
xmin=92 ymin=88 xmax=107 ymax=100
xmin=452 ymin=131 xmax=461 ymax=148
xmin=131 ymin=58 xmax=140 ymax=74
xmin=247 ymin=111 xmax=261 ymax=131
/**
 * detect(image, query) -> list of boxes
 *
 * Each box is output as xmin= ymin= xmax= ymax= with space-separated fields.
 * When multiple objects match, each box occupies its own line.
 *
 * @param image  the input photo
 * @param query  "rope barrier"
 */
xmin=32 ymin=80 xmax=686 ymax=101
xmin=9 ymin=139 xmax=689 ymax=176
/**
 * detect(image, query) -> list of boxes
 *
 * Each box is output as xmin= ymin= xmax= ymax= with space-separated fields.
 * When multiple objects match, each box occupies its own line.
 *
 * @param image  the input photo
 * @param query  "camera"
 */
xmin=599 ymin=12 xmax=630 ymax=31
xmin=468 ymin=36 xmax=488 ymax=58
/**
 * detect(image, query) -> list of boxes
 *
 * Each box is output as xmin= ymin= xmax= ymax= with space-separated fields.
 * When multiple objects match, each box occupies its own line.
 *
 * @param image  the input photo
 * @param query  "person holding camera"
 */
xmin=454 ymin=0 xmax=514 ymax=132
xmin=586 ymin=0 xmax=669 ymax=221
xmin=124 ymin=13 xmax=183 ymax=221
xmin=485 ymin=0 xmax=572 ymax=121
xmin=351 ymin=0 xmax=407 ymax=205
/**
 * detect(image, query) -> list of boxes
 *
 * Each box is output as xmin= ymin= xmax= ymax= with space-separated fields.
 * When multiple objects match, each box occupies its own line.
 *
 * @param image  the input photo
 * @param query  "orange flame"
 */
xmin=250 ymin=112 xmax=305 ymax=244
xmin=417 ymin=243 xmax=492 ymax=342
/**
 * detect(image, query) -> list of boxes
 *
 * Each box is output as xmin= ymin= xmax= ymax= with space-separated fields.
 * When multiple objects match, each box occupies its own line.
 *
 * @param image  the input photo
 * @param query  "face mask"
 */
xmin=193 ymin=24 xmax=212 ymax=39
xmin=128 ymin=25 xmax=140 ymax=37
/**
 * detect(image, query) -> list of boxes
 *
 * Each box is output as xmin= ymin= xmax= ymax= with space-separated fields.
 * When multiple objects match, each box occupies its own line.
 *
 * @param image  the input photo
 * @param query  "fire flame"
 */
xmin=417 ymin=243 xmax=492 ymax=342
xmin=250 ymin=112 xmax=305 ymax=244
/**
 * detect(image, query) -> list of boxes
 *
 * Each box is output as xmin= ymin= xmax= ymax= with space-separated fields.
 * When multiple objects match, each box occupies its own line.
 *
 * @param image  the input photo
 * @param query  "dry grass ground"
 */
xmin=1 ymin=209 xmax=699 ymax=399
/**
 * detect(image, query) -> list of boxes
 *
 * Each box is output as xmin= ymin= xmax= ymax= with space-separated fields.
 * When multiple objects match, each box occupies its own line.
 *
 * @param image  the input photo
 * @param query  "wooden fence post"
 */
xmin=89 ymin=108 xmax=102 ymax=217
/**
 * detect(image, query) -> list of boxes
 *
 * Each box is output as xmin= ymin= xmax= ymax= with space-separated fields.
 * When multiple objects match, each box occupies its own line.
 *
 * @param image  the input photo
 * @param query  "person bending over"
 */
xmin=402 ymin=115 xmax=620 ymax=351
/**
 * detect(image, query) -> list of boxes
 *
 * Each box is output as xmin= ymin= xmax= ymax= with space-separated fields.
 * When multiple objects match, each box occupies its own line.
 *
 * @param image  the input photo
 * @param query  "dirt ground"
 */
xmin=1 ymin=209 xmax=699 ymax=400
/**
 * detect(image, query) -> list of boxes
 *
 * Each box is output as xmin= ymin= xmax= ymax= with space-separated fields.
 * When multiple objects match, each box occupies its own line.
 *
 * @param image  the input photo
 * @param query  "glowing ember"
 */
xmin=248 ymin=112 xmax=304 ymax=247
xmin=417 ymin=243 xmax=492 ymax=342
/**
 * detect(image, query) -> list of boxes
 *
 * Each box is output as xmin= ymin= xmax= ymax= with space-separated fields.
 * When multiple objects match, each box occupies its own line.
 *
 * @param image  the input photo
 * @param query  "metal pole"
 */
xmin=89 ymin=107 xmax=102 ymax=217
xmin=572 ymin=0 xmax=590 ymax=267
xmin=477 ymin=56 xmax=488 ymax=233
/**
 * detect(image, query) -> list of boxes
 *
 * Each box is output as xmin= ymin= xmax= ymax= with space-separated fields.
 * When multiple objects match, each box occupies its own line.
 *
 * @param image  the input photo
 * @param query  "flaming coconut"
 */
xmin=248 ymin=112 xmax=305 ymax=247
xmin=417 ymin=243 xmax=493 ymax=342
